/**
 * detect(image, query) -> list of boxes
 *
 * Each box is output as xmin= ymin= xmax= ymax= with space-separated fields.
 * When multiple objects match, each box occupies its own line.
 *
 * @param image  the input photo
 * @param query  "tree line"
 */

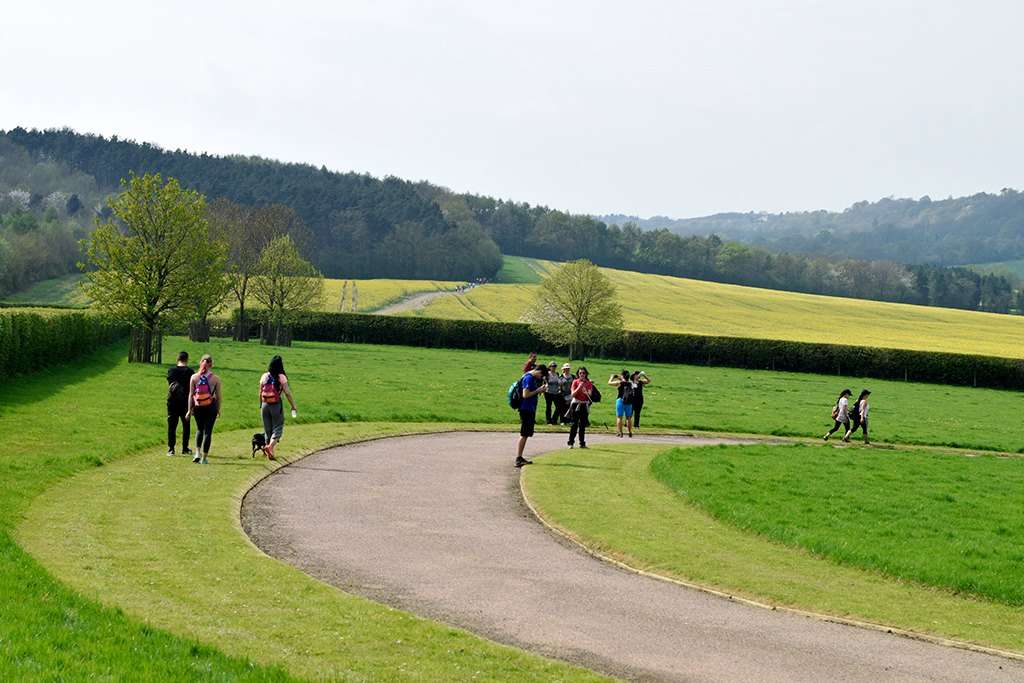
xmin=602 ymin=190 xmax=1024 ymax=267
xmin=458 ymin=195 xmax=1021 ymax=313
xmin=2 ymin=127 xmax=1018 ymax=314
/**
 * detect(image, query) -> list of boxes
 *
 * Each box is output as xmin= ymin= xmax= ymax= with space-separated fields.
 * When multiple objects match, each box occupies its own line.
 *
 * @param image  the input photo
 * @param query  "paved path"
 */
xmin=242 ymin=432 xmax=1023 ymax=682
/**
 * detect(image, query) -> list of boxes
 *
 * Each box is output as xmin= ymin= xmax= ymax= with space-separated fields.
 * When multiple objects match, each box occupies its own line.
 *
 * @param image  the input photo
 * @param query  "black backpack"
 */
xmin=168 ymin=380 xmax=188 ymax=402
xmin=620 ymin=382 xmax=635 ymax=405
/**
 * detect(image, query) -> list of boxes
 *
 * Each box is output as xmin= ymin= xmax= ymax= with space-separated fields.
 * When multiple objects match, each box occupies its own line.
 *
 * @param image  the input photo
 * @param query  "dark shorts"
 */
xmin=519 ymin=409 xmax=536 ymax=437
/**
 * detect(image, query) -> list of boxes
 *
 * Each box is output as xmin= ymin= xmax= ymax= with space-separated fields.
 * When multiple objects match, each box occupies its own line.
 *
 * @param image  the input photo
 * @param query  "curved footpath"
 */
xmin=242 ymin=432 xmax=1023 ymax=682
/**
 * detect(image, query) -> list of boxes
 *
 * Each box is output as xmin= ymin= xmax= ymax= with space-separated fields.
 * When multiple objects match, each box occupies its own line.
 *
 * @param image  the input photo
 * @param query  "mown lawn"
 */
xmin=652 ymin=444 xmax=1024 ymax=605
xmin=522 ymin=443 xmax=1024 ymax=653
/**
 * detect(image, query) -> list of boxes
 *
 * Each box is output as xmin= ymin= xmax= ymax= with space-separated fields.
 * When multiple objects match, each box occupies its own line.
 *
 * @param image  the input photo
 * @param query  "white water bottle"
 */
xmin=291 ymin=409 xmax=298 ymax=419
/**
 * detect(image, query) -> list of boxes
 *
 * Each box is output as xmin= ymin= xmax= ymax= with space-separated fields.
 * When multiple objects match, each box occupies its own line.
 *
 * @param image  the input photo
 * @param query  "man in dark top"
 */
xmin=167 ymin=351 xmax=193 ymax=456
xmin=515 ymin=365 xmax=548 ymax=468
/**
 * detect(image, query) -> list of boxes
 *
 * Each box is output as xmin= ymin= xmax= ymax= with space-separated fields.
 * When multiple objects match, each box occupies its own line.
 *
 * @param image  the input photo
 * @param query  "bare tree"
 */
xmin=523 ymin=259 xmax=624 ymax=358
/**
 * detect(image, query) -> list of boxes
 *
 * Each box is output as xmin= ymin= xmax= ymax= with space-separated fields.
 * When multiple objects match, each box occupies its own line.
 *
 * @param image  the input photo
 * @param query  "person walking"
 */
xmin=166 ymin=351 xmax=193 ymax=456
xmin=543 ymin=361 xmax=562 ymax=425
xmin=186 ymin=354 xmax=221 ymax=464
xmin=558 ymin=363 xmax=574 ymax=424
xmin=823 ymin=388 xmax=853 ymax=442
xmin=567 ymin=366 xmax=594 ymax=449
xmin=259 ymin=355 xmax=298 ymax=461
xmin=845 ymin=389 xmax=872 ymax=444
xmin=609 ymin=369 xmax=635 ymax=438
xmin=515 ymin=364 xmax=548 ymax=468
xmin=630 ymin=370 xmax=651 ymax=431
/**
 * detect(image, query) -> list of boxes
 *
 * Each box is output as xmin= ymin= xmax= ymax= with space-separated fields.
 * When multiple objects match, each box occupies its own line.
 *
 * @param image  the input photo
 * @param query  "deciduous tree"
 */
xmin=82 ymin=173 xmax=226 ymax=362
xmin=524 ymin=259 xmax=623 ymax=358
xmin=251 ymin=235 xmax=324 ymax=346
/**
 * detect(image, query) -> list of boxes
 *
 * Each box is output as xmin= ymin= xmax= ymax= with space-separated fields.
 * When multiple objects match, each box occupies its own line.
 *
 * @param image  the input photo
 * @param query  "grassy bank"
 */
xmin=522 ymin=443 xmax=1024 ymax=653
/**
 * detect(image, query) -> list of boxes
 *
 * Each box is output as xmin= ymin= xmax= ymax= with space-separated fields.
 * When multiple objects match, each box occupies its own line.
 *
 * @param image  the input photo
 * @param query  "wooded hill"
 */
xmin=601 ymin=190 xmax=1024 ymax=267
xmin=1 ymin=127 xmax=1017 ymax=314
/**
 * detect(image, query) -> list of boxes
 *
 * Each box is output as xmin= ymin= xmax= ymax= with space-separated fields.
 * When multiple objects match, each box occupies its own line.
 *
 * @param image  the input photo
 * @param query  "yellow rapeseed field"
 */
xmin=407 ymin=257 xmax=1024 ymax=359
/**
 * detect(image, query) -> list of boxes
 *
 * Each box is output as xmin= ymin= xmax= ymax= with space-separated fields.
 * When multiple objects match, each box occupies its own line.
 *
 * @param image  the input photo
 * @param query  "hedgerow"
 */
xmin=0 ymin=310 xmax=125 ymax=376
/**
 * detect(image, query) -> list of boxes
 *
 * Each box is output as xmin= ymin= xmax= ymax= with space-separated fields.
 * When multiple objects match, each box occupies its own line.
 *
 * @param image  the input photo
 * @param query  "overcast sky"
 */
xmin=2 ymin=1 xmax=1022 ymax=218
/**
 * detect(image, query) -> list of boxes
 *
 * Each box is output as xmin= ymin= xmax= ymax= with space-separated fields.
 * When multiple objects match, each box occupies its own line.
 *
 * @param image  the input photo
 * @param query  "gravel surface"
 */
xmin=242 ymin=431 xmax=1023 ymax=682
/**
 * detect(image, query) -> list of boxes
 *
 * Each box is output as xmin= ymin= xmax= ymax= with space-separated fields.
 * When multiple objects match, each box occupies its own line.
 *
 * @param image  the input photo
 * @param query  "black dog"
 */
xmin=251 ymin=433 xmax=267 ymax=457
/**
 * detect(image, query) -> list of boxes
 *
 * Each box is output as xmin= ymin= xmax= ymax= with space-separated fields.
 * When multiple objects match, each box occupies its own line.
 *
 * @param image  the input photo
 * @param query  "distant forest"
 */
xmin=0 ymin=127 xmax=1018 ymax=314
xmin=601 ymin=190 xmax=1024 ymax=267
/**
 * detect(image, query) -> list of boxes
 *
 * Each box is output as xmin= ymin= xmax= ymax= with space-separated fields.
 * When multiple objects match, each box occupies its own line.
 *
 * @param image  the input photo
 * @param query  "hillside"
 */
xmin=600 ymin=190 xmax=1024 ymax=267
xmin=405 ymin=257 xmax=1024 ymax=359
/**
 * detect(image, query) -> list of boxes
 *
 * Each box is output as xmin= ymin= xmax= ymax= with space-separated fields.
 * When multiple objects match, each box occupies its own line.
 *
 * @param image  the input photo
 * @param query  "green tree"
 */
xmin=250 ymin=235 xmax=324 ymax=346
xmin=82 ymin=173 xmax=226 ymax=362
xmin=524 ymin=259 xmax=624 ymax=358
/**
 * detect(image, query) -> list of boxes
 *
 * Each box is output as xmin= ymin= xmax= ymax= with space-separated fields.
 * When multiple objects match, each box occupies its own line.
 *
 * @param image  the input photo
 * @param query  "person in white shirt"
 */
xmin=844 ymin=389 xmax=871 ymax=444
xmin=823 ymin=388 xmax=853 ymax=441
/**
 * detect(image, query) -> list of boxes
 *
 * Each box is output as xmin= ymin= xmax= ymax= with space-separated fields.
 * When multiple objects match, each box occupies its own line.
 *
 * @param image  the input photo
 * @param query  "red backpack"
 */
xmin=261 ymin=374 xmax=281 ymax=404
xmin=194 ymin=372 xmax=214 ymax=407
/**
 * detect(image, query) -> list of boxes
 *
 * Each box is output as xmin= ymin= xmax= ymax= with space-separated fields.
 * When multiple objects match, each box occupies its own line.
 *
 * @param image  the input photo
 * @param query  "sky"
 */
xmin=2 ymin=1 xmax=1023 ymax=218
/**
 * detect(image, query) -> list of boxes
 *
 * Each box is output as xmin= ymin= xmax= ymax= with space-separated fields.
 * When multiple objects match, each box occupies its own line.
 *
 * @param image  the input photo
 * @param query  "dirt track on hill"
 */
xmin=242 ymin=432 xmax=1023 ymax=682
xmin=373 ymin=290 xmax=456 ymax=314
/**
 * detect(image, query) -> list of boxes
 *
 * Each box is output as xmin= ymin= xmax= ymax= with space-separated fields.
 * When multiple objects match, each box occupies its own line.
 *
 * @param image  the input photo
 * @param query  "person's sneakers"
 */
xmin=579 ymin=444 xmax=588 ymax=449
xmin=192 ymin=454 xmax=202 ymax=464
xmin=627 ymin=433 xmax=633 ymax=438
xmin=823 ymin=434 xmax=829 ymax=441
xmin=167 ymin=449 xmax=175 ymax=456
xmin=182 ymin=448 xmax=193 ymax=456
xmin=514 ymin=455 xmax=533 ymax=468
xmin=201 ymin=456 xmax=208 ymax=465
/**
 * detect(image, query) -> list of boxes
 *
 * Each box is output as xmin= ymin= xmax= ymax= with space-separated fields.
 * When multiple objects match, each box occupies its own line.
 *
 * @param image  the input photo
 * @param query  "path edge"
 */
xmin=517 ymin=455 xmax=1024 ymax=665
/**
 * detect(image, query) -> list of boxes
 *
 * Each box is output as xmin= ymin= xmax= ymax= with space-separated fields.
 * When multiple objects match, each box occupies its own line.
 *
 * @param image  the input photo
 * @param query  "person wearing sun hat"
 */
xmin=558 ymin=362 xmax=574 ymax=423
xmin=543 ymin=361 xmax=562 ymax=424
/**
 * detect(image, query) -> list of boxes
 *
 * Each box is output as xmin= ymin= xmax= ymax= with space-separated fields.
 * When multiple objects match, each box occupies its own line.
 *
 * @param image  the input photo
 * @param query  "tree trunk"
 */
xmin=260 ymin=321 xmax=292 ymax=347
xmin=234 ymin=300 xmax=249 ymax=342
xmin=189 ymin=318 xmax=210 ymax=343
xmin=128 ymin=326 xmax=162 ymax=364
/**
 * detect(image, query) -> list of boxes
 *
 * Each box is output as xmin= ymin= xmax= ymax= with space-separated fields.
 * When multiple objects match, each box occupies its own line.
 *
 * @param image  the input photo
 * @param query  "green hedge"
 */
xmin=0 ymin=310 xmax=126 ymax=376
xmin=220 ymin=310 xmax=1024 ymax=390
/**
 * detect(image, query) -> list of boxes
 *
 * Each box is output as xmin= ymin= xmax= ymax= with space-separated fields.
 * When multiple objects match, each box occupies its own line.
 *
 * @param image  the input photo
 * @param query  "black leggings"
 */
xmin=568 ymin=404 xmax=589 ymax=446
xmin=633 ymin=400 xmax=644 ymax=428
xmin=167 ymin=401 xmax=190 ymax=451
xmin=826 ymin=418 xmax=850 ymax=436
xmin=849 ymin=417 xmax=869 ymax=438
xmin=193 ymin=404 xmax=218 ymax=454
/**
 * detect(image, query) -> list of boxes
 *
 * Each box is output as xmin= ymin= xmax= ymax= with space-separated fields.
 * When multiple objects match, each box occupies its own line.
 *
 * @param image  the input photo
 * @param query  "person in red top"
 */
xmin=567 ymin=366 xmax=594 ymax=449
xmin=522 ymin=351 xmax=537 ymax=373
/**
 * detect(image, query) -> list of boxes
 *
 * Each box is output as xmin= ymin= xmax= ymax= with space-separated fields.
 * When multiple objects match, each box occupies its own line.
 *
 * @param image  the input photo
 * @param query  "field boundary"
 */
xmin=518 ymin=454 xmax=1024 ymax=664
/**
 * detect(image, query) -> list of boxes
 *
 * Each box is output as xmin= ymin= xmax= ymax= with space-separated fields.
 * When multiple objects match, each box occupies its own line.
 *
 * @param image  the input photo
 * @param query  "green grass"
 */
xmin=9 ymin=334 xmax=1024 ymax=676
xmin=18 ymin=422 xmax=600 ymax=681
xmin=522 ymin=443 xmax=1024 ymax=653
xmin=1 ymin=273 xmax=90 ymax=307
xmin=0 ymin=339 xmax=614 ymax=680
xmin=653 ymin=444 xmax=1024 ymax=605
xmin=414 ymin=257 xmax=1024 ymax=359
xmin=493 ymin=255 xmax=552 ymax=283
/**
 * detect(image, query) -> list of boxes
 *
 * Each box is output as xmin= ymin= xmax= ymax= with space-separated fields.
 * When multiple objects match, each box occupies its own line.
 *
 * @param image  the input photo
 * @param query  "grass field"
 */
xmin=522 ymin=443 xmax=1024 ymax=653
xmin=653 ymin=444 xmax=1024 ymax=605
xmin=1 ymin=273 xmax=90 ymax=307
xmin=411 ymin=256 xmax=1024 ymax=359
xmin=2 ymin=273 xmax=460 ymax=313
xmin=9 ymin=333 xmax=1024 ymax=675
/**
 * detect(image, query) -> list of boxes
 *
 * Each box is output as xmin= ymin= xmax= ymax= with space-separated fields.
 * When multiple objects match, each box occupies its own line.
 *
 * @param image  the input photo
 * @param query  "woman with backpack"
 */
xmin=567 ymin=366 xmax=594 ymax=449
xmin=823 ymin=388 xmax=853 ymax=442
xmin=259 ymin=355 xmax=298 ymax=461
xmin=609 ymin=369 xmax=635 ymax=438
xmin=186 ymin=354 xmax=221 ymax=464
xmin=845 ymin=389 xmax=872 ymax=444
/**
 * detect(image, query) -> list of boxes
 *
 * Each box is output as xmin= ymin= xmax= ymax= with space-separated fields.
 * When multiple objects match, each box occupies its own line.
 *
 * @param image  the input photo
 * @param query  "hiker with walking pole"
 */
xmin=567 ymin=366 xmax=594 ymax=449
